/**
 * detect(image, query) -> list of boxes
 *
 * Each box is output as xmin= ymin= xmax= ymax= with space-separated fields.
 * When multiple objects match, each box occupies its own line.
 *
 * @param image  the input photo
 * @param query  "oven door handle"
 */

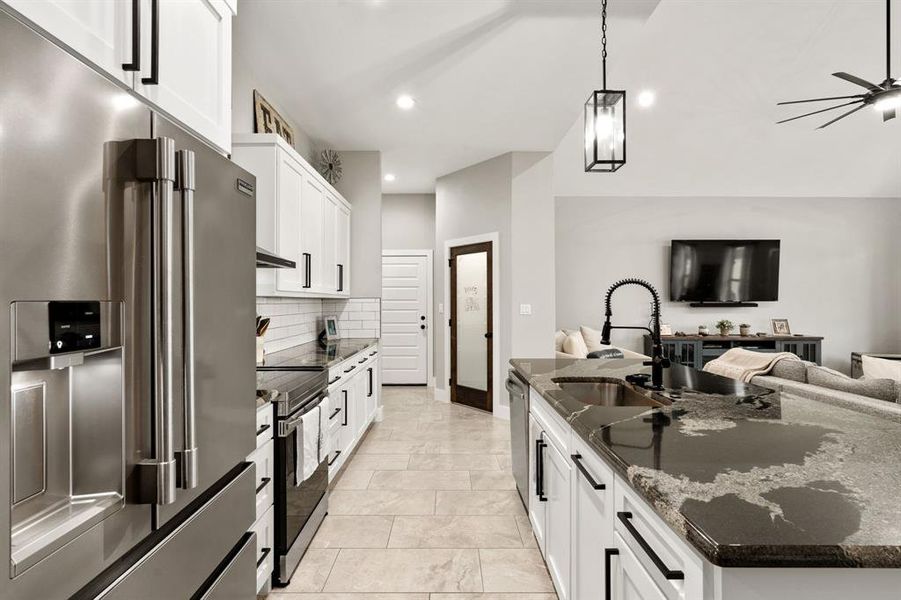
xmin=278 ymin=393 xmax=326 ymax=437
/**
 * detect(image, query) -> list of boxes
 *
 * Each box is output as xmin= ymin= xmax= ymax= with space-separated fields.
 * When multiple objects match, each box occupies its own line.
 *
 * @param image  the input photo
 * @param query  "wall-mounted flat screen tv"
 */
xmin=670 ymin=240 xmax=780 ymax=303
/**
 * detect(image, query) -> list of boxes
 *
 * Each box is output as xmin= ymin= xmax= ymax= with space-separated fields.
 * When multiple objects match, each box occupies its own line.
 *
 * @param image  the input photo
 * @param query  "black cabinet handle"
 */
xmin=328 ymin=450 xmax=341 ymax=466
xmin=369 ymin=351 xmax=377 ymax=356
xmin=255 ymin=423 xmax=270 ymax=436
xmin=256 ymin=547 xmax=271 ymax=568
xmin=604 ymin=548 xmax=619 ymax=600
xmin=122 ymin=0 xmax=141 ymax=71
xmin=342 ymin=390 xmax=348 ymax=426
xmin=302 ymin=253 xmax=312 ymax=288
xmin=329 ymin=406 xmax=341 ymax=420
xmin=337 ymin=264 xmax=344 ymax=292
xmin=343 ymin=365 xmax=356 ymax=373
xmin=329 ymin=376 xmax=341 ymax=385
xmin=616 ymin=512 xmax=685 ymax=580
xmin=358 ymin=357 xmax=366 ymax=364
xmin=255 ymin=477 xmax=271 ymax=494
xmin=571 ymin=454 xmax=606 ymax=490
xmin=367 ymin=367 xmax=373 ymax=397
xmin=141 ymin=0 xmax=159 ymax=85
xmin=535 ymin=438 xmax=547 ymax=502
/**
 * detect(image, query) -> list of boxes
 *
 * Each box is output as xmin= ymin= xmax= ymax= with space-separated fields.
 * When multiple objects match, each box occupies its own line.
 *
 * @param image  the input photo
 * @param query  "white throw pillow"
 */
xmin=580 ymin=325 xmax=648 ymax=359
xmin=862 ymin=355 xmax=901 ymax=382
xmin=554 ymin=330 xmax=568 ymax=352
xmin=562 ymin=332 xmax=589 ymax=358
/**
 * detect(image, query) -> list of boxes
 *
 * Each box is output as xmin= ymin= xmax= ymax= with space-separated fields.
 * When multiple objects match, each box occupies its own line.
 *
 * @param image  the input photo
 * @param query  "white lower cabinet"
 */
xmin=611 ymin=531 xmax=667 ymax=600
xmin=248 ymin=401 xmax=275 ymax=595
xmin=250 ymin=505 xmax=275 ymax=595
xmin=327 ymin=345 xmax=380 ymax=478
xmin=528 ymin=407 xmax=571 ymax=600
xmin=570 ymin=437 xmax=616 ymax=600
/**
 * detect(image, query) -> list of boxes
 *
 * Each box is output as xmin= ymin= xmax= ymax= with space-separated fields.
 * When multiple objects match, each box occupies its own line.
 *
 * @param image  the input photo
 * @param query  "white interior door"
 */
xmin=381 ymin=254 xmax=429 ymax=385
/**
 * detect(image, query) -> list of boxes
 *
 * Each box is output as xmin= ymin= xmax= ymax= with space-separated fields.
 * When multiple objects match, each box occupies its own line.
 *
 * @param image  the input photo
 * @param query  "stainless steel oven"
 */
xmin=507 ymin=369 xmax=530 ymax=510
xmin=260 ymin=368 xmax=330 ymax=586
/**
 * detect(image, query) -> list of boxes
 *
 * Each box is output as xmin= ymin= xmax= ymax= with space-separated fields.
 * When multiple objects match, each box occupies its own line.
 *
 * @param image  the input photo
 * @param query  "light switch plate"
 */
xmin=438 ymin=303 xmax=444 ymax=314
xmin=519 ymin=304 xmax=532 ymax=315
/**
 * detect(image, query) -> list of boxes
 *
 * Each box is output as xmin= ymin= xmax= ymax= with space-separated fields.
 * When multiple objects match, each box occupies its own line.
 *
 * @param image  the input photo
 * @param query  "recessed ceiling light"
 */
xmin=384 ymin=173 xmax=396 ymax=182
xmin=637 ymin=90 xmax=655 ymax=108
xmin=396 ymin=95 xmax=416 ymax=110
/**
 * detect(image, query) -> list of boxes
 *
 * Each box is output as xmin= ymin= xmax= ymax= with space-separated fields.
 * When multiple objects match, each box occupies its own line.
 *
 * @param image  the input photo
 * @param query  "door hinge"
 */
xmin=449 ymin=378 xmax=452 ymax=386
xmin=448 ymin=258 xmax=453 ymax=267
xmin=448 ymin=319 xmax=452 ymax=327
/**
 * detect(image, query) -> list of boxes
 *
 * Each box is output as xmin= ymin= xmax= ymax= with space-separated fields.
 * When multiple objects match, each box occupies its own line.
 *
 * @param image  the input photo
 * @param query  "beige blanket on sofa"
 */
xmin=703 ymin=348 xmax=800 ymax=383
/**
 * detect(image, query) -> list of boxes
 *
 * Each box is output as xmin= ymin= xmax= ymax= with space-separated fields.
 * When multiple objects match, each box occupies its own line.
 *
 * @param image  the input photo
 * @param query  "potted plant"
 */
xmin=716 ymin=319 xmax=734 ymax=336
xmin=739 ymin=323 xmax=752 ymax=336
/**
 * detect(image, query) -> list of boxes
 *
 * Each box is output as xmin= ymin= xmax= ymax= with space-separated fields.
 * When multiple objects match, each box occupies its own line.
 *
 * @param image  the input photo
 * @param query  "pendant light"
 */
xmin=584 ymin=0 xmax=626 ymax=172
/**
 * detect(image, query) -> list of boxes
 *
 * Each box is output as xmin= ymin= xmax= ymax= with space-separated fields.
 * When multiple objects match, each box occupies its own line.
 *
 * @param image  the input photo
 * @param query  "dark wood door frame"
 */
xmin=449 ymin=241 xmax=493 ymax=412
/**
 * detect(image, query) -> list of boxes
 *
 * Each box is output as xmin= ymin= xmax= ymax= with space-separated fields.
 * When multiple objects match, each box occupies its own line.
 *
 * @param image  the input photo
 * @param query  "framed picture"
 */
xmin=253 ymin=90 xmax=295 ymax=147
xmin=660 ymin=324 xmax=673 ymax=336
xmin=324 ymin=315 xmax=340 ymax=340
xmin=771 ymin=319 xmax=791 ymax=336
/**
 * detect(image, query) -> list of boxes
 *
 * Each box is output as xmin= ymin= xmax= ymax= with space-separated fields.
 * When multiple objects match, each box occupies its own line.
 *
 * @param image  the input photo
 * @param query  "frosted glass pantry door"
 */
xmin=456 ymin=252 xmax=488 ymax=391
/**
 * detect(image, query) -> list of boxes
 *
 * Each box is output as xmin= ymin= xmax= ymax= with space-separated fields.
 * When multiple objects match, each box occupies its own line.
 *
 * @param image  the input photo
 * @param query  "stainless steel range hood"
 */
xmin=256 ymin=246 xmax=296 ymax=269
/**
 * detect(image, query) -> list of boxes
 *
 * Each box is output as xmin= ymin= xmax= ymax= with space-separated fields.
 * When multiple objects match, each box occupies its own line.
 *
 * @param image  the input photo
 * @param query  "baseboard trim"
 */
xmin=434 ymin=387 xmax=450 ymax=403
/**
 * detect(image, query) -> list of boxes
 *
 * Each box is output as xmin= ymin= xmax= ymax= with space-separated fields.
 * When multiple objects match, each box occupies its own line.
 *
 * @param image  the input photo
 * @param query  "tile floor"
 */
xmin=268 ymin=385 xmax=558 ymax=600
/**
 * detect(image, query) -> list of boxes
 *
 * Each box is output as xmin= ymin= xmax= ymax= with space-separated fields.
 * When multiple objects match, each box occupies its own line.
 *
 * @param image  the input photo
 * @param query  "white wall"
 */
xmin=555 ymin=196 xmax=901 ymax=371
xmin=511 ymin=152 xmax=556 ymax=359
xmin=382 ymin=194 xmax=436 ymax=250
xmin=334 ymin=151 xmax=383 ymax=298
xmin=231 ymin=53 xmax=316 ymax=163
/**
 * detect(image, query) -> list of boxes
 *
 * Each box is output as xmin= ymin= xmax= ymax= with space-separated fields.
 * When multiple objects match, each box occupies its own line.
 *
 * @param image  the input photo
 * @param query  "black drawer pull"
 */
xmin=256 ymin=547 xmax=271 ymax=568
xmin=617 ymin=512 xmax=685 ymax=580
xmin=328 ymin=450 xmax=341 ymax=466
xmin=255 ymin=423 xmax=270 ymax=436
xmin=329 ymin=406 xmax=341 ymax=420
xmin=571 ymin=454 xmax=606 ymax=490
xmin=604 ymin=548 xmax=619 ymax=600
xmin=343 ymin=365 xmax=356 ymax=373
xmin=329 ymin=376 xmax=341 ymax=385
xmin=369 ymin=351 xmax=377 ymax=356
xmin=255 ymin=477 xmax=271 ymax=494
xmin=358 ymin=357 xmax=366 ymax=364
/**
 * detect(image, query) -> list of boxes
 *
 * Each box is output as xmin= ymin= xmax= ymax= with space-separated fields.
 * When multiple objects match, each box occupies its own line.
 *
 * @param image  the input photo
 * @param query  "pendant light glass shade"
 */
xmin=584 ymin=90 xmax=626 ymax=172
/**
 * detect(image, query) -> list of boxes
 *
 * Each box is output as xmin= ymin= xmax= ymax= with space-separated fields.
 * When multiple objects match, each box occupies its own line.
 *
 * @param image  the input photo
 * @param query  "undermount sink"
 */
xmin=552 ymin=380 xmax=666 ymax=408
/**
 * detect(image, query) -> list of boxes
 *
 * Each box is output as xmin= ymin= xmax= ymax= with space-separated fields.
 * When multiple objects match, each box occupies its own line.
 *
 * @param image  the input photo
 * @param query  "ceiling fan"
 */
xmin=778 ymin=0 xmax=901 ymax=128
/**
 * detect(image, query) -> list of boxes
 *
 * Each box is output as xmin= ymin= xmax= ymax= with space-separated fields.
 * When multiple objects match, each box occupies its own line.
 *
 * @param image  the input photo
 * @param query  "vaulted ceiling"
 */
xmin=236 ymin=0 xmax=901 ymax=196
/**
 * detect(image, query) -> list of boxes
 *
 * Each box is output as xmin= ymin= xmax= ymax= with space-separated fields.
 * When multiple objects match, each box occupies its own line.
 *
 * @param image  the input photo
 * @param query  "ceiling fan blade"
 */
xmin=884 ymin=108 xmax=896 ymax=121
xmin=777 ymin=94 xmax=866 ymax=106
xmin=817 ymin=104 xmax=867 ymax=128
xmin=832 ymin=72 xmax=882 ymax=91
xmin=777 ymin=99 xmax=864 ymax=124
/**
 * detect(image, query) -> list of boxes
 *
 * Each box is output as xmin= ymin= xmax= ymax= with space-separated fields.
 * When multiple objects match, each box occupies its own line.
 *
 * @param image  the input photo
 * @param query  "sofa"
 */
xmin=555 ymin=326 xmax=649 ymax=360
xmin=750 ymin=356 xmax=901 ymax=421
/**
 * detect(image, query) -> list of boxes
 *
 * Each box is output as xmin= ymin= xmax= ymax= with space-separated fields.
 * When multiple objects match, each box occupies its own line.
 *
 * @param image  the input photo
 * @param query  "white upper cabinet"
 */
xmin=3 ymin=0 xmax=135 ymax=86
xmin=4 ymin=0 xmax=235 ymax=153
xmin=134 ymin=0 xmax=233 ymax=152
xmin=232 ymin=134 xmax=352 ymax=299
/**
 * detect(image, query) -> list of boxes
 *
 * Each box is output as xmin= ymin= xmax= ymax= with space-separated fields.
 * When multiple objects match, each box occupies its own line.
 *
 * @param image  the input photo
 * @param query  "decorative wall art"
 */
xmin=253 ymin=90 xmax=295 ymax=146
xmin=319 ymin=149 xmax=343 ymax=185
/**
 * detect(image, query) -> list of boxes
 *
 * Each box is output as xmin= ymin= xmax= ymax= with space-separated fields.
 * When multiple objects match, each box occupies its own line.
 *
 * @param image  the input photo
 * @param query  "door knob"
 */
xmin=420 ymin=324 xmax=426 ymax=330
xmin=420 ymin=315 xmax=426 ymax=320
xmin=484 ymin=332 xmax=492 ymax=339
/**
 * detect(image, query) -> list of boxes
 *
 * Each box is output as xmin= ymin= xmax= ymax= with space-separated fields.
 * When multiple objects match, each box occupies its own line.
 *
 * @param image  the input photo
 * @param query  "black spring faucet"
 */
xmin=600 ymin=278 xmax=670 ymax=390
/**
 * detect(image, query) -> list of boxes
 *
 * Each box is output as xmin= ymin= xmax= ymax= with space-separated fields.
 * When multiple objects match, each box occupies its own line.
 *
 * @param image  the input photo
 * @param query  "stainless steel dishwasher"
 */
xmin=506 ymin=370 xmax=530 ymax=510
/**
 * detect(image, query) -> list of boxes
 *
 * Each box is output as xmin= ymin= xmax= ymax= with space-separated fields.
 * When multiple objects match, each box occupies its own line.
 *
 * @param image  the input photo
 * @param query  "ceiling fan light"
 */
xmin=874 ymin=94 xmax=901 ymax=112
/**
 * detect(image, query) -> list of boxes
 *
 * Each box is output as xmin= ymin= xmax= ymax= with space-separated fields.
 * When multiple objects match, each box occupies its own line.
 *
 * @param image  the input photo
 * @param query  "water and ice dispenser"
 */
xmin=9 ymin=301 xmax=125 ymax=576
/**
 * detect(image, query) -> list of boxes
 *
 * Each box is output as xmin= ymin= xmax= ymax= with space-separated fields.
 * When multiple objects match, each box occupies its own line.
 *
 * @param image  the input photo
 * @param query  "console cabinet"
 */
xmin=646 ymin=335 xmax=823 ymax=369
xmin=3 ymin=0 xmax=235 ymax=153
xmin=326 ymin=346 xmax=380 ymax=476
xmin=232 ymin=134 xmax=352 ymax=298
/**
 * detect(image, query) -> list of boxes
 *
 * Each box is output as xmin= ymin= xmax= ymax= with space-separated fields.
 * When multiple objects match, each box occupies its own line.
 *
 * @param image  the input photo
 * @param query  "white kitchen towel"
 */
xmin=294 ymin=405 xmax=321 ymax=486
xmin=703 ymin=348 xmax=800 ymax=383
xmin=318 ymin=394 xmax=332 ymax=463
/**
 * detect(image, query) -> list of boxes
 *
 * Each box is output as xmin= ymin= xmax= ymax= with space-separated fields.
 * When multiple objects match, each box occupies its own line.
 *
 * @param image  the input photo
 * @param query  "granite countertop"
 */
xmin=511 ymin=357 xmax=901 ymax=568
xmin=258 ymin=338 xmax=379 ymax=370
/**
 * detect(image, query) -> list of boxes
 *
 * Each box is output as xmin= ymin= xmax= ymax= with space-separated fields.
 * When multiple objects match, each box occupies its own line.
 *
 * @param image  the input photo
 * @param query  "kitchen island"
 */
xmin=511 ymin=357 xmax=901 ymax=600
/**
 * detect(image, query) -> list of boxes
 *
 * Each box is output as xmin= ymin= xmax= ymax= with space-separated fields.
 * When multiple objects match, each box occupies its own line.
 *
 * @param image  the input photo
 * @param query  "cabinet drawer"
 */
xmin=248 ymin=438 xmax=274 ymax=522
xmin=255 ymin=404 xmax=274 ymax=447
xmin=250 ymin=505 xmax=275 ymax=593
xmin=614 ymin=478 xmax=704 ymax=600
xmin=529 ymin=388 xmax=570 ymax=454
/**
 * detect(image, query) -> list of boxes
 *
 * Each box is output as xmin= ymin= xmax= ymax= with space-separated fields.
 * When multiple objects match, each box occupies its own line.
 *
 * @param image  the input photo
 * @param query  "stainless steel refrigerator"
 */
xmin=1 ymin=7 xmax=258 ymax=599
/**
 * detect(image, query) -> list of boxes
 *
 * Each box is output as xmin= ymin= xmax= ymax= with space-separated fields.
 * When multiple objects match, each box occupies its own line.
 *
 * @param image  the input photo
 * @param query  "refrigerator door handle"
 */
xmin=177 ymin=149 xmax=198 ymax=490
xmin=135 ymin=137 xmax=178 ymax=505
